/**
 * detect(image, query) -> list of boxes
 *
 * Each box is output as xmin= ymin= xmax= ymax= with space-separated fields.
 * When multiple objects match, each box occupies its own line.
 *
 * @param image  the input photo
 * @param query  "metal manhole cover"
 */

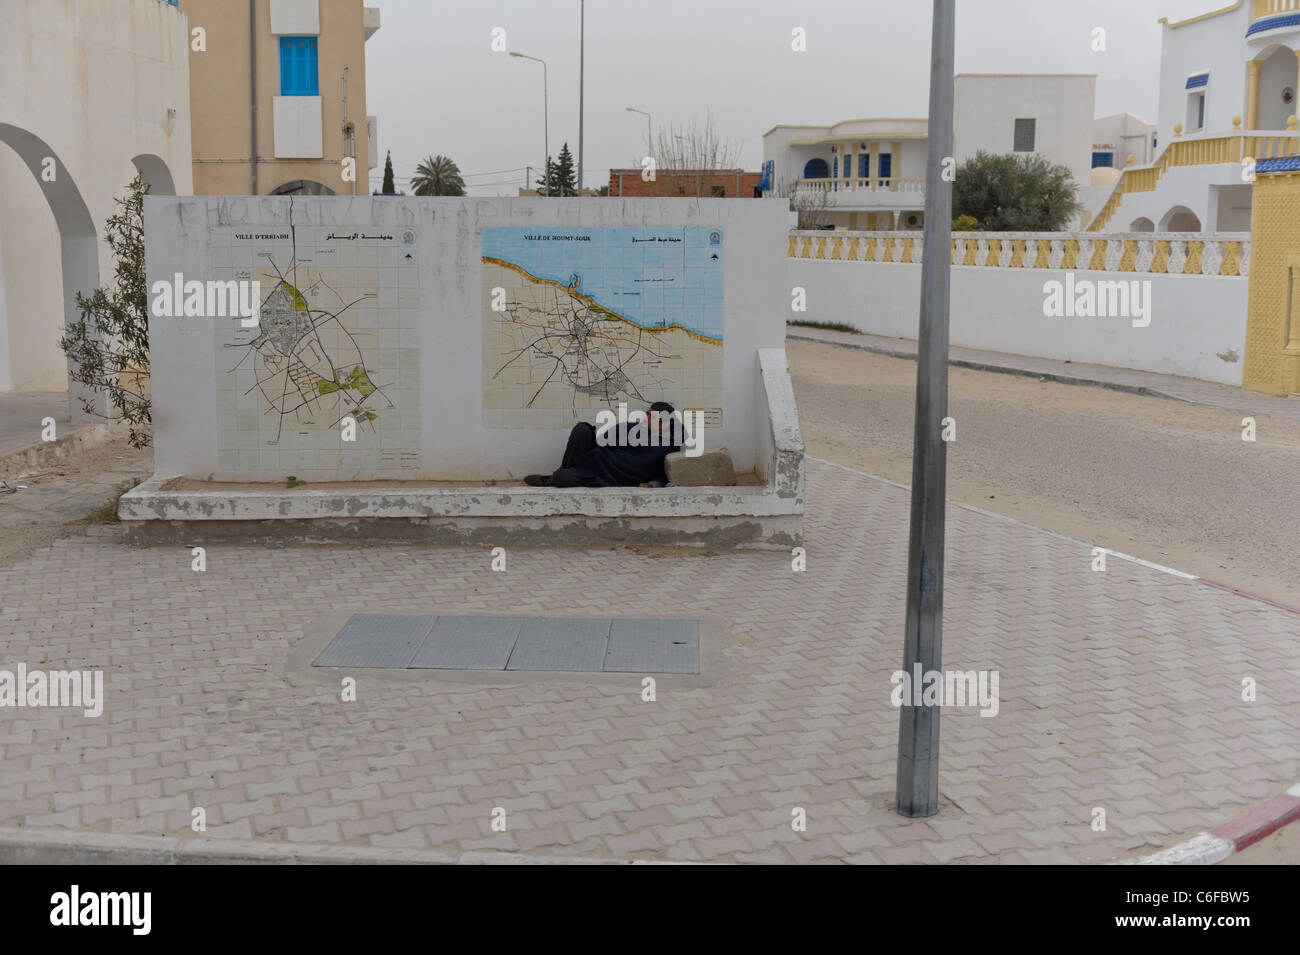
xmin=313 ymin=614 xmax=699 ymax=674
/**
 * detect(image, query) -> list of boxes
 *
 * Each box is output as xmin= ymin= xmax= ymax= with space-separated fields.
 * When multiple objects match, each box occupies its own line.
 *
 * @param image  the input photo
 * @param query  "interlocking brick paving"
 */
xmin=1 ymin=459 xmax=1297 ymax=863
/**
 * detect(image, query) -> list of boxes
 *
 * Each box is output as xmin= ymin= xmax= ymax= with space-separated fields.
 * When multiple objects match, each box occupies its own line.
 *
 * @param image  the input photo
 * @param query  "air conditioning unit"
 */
xmin=905 ymin=213 xmax=920 ymax=228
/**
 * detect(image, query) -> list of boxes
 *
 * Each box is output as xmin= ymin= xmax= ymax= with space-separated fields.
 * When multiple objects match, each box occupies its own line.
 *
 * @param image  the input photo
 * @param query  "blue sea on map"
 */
xmin=481 ymin=227 xmax=724 ymax=340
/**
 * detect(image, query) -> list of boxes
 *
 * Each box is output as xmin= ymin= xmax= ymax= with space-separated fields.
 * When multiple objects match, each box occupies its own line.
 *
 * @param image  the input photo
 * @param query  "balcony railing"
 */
xmin=1088 ymin=129 xmax=1299 ymax=231
xmin=791 ymin=177 xmax=924 ymax=195
xmin=1253 ymin=0 xmax=1300 ymax=19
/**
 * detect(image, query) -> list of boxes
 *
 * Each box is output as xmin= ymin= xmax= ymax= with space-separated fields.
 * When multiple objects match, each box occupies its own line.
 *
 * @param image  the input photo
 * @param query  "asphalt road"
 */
xmin=788 ymin=339 xmax=1300 ymax=607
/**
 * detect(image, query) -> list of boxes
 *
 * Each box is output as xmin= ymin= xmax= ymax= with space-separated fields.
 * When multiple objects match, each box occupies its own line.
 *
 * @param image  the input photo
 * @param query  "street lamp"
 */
xmin=626 ymin=107 xmax=652 ymax=159
xmin=511 ymin=51 xmax=549 ymax=196
xmin=578 ymin=0 xmax=585 ymax=194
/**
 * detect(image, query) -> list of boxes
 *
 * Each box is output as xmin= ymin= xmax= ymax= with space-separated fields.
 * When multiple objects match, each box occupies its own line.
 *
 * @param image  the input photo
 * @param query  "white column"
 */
xmin=0 ymin=224 xmax=11 ymax=391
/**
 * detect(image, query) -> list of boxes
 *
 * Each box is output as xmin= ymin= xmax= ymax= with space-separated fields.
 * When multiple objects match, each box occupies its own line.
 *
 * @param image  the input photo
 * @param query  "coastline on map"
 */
xmin=482 ymin=256 xmax=722 ymax=346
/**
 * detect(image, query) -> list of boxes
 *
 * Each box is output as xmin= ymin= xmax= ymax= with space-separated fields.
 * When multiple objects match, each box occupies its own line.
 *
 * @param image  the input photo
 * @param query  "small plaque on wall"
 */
xmin=686 ymin=408 xmax=723 ymax=428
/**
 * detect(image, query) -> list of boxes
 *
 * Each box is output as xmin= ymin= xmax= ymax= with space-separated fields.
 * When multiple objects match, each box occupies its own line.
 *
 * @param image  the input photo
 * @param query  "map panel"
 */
xmin=481 ymin=226 xmax=724 ymax=429
xmin=212 ymin=225 xmax=421 ymax=477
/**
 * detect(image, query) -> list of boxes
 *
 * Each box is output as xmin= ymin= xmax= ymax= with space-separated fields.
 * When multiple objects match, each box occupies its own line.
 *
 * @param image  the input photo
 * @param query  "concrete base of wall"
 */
xmin=117 ymin=348 xmax=807 ymax=550
xmin=118 ymin=481 xmax=803 ymax=549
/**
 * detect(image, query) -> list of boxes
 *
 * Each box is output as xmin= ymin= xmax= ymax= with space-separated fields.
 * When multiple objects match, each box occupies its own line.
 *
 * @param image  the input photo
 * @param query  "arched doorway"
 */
xmin=269 ymin=179 xmax=337 ymax=196
xmin=1160 ymin=206 xmax=1201 ymax=232
xmin=1255 ymin=45 xmax=1298 ymax=131
xmin=1129 ymin=217 xmax=1155 ymax=232
xmin=0 ymin=123 xmax=99 ymax=410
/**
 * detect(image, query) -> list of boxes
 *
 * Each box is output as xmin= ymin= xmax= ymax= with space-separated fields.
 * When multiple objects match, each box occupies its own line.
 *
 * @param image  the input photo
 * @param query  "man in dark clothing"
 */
xmin=525 ymin=401 xmax=682 ymax=488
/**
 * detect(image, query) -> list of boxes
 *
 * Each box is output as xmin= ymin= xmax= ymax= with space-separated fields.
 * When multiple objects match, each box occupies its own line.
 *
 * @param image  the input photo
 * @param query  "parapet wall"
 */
xmin=789 ymin=230 xmax=1251 ymax=385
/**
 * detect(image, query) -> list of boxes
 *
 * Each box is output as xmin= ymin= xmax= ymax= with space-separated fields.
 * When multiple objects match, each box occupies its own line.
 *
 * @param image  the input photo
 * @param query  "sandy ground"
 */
xmin=0 ymin=437 xmax=151 ymax=569
xmin=789 ymin=339 xmax=1300 ymax=607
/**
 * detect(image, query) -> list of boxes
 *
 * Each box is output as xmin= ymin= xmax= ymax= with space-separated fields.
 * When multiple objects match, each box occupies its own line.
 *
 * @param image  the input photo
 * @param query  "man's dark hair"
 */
xmin=649 ymin=401 xmax=674 ymax=415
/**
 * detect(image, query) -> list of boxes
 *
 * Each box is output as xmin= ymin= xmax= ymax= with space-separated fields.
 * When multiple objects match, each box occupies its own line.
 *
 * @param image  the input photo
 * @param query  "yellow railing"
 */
xmin=787 ymin=229 xmax=1252 ymax=277
xmin=1088 ymin=131 xmax=1299 ymax=232
xmin=1242 ymin=134 xmax=1300 ymax=159
xmin=1253 ymin=0 xmax=1300 ymax=19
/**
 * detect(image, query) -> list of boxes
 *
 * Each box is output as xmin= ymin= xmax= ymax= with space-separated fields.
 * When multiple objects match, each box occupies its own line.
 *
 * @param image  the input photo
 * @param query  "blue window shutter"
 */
xmin=280 ymin=37 xmax=319 ymax=96
xmin=858 ymin=153 xmax=869 ymax=177
xmin=878 ymin=153 xmax=892 ymax=179
xmin=1091 ymin=151 xmax=1113 ymax=168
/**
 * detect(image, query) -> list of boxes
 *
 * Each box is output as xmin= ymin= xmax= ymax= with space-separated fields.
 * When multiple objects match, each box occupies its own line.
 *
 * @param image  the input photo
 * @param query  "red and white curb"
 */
xmin=1131 ymin=783 xmax=1300 ymax=865
xmin=812 ymin=458 xmax=1300 ymax=866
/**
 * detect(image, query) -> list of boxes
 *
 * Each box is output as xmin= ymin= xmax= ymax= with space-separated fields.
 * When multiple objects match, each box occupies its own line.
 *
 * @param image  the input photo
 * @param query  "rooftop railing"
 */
xmin=1252 ymin=0 xmax=1300 ymax=19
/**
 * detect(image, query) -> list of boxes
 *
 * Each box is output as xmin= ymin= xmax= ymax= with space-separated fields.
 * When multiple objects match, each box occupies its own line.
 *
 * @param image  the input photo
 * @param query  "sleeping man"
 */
xmin=524 ymin=401 xmax=683 ymax=488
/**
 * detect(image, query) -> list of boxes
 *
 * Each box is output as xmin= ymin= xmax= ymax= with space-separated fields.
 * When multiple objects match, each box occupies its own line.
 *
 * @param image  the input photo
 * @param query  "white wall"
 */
xmin=0 ymin=0 xmax=192 ymax=395
xmin=1108 ymin=160 xmax=1250 ymax=232
xmin=0 ymin=151 xmax=63 ymax=391
xmin=954 ymin=74 xmax=1096 ymax=188
xmin=791 ymin=258 xmax=1248 ymax=385
xmin=1257 ymin=44 xmax=1299 ymax=131
xmin=1092 ymin=112 xmax=1157 ymax=168
xmin=762 ymin=126 xmax=824 ymax=196
xmin=145 ymin=196 xmax=791 ymax=482
xmin=1156 ymin=6 xmax=1251 ymax=142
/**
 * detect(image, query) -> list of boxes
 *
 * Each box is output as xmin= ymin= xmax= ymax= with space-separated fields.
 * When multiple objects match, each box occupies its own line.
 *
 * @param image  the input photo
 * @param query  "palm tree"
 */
xmin=411 ymin=155 xmax=466 ymax=196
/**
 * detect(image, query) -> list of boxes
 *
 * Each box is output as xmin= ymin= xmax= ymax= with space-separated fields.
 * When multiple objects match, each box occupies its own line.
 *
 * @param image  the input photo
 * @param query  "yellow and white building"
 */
xmin=179 ymin=0 xmax=381 ymax=196
xmin=1086 ymin=0 xmax=1300 ymax=233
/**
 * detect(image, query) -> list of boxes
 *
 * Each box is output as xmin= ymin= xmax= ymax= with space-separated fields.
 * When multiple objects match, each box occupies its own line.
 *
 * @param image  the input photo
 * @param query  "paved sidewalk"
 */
xmin=788 ymin=326 xmax=1300 ymax=421
xmin=1 ymin=458 xmax=1298 ymax=863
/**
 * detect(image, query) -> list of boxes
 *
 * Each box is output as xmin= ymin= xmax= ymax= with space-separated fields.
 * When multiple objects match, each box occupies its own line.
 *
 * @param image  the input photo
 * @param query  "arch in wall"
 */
xmin=269 ymin=178 xmax=337 ymax=196
xmin=802 ymin=158 xmax=829 ymax=180
xmin=1159 ymin=205 xmax=1201 ymax=232
xmin=0 ymin=123 xmax=99 ymax=408
xmin=1253 ymin=44 xmax=1299 ymax=132
xmin=131 ymin=153 xmax=177 ymax=196
xmin=1129 ymin=216 xmax=1155 ymax=232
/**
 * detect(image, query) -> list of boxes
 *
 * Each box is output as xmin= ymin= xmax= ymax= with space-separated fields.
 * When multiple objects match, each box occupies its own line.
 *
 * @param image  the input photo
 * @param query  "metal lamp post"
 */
xmin=626 ymin=107 xmax=652 ymax=160
xmin=578 ymin=0 xmax=585 ymax=193
xmin=511 ymin=51 xmax=549 ymax=196
xmin=896 ymin=0 xmax=956 ymax=819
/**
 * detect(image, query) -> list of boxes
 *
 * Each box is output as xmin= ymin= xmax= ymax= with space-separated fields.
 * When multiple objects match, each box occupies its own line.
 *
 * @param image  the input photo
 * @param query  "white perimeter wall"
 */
xmin=790 ymin=259 xmax=1248 ymax=385
xmin=146 ymin=196 xmax=790 ymax=481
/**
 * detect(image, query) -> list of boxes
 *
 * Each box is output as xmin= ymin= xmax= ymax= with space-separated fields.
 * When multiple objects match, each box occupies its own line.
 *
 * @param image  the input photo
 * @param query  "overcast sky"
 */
xmin=364 ymin=0 xmax=1221 ymax=195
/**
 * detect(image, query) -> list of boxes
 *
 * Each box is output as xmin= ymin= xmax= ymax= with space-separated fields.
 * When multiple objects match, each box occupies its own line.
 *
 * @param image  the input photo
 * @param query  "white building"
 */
xmin=1085 ymin=0 xmax=1300 ymax=233
xmin=762 ymin=74 xmax=1098 ymax=231
xmin=0 ymin=0 xmax=192 ymax=404
xmin=954 ymin=74 xmax=1097 ymax=189
xmin=761 ymin=118 xmax=929 ymax=231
